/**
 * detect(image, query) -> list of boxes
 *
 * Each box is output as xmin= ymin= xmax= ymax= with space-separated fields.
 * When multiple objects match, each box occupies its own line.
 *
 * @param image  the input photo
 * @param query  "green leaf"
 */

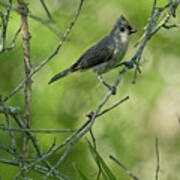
xmin=73 ymin=163 xmax=89 ymax=180
xmin=88 ymin=140 xmax=116 ymax=180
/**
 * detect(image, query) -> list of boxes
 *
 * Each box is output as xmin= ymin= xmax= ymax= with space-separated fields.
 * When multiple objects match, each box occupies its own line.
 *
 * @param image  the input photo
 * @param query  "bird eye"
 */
xmin=120 ymin=27 xmax=125 ymax=32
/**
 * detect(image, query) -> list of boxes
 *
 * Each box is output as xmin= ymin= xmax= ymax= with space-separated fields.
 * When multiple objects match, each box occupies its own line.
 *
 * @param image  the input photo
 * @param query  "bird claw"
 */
xmin=115 ymin=61 xmax=134 ymax=69
xmin=105 ymin=84 xmax=116 ymax=95
xmin=122 ymin=61 xmax=134 ymax=69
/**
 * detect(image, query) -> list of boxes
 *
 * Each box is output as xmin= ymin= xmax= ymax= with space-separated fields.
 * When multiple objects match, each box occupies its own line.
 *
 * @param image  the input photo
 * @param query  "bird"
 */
xmin=48 ymin=15 xmax=136 ymax=93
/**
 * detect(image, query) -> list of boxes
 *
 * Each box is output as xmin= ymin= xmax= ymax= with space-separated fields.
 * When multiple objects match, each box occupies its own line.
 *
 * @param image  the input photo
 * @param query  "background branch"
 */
xmin=17 ymin=0 xmax=32 ymax=176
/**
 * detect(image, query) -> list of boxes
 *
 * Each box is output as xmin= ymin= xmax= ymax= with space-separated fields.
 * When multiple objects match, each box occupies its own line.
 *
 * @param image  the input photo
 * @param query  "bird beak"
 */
xmin=130 ymin=29 xmax=137 ymax=34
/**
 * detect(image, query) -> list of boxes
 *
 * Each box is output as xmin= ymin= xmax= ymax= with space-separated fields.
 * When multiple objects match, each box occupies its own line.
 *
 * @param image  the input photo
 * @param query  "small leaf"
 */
xmin=73 ymin=163 xmax=89 ymax=180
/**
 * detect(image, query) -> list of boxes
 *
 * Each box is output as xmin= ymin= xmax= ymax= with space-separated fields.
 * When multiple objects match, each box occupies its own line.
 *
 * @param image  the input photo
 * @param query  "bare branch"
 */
xmin=3 ymin=0 xmax=84 ymax=102
xmin=0 ymin=159 xmax=19 ymax=166
xmin=97 ymin=96 xmax=129 ymax=117
xmin=0 ymin=160 xmax=64 ymax=179
xmin=0 ymin=144 xmax=14 ymax=155
xmin=40 ymin=0 xmax=54 ymax=22
xmin=46 ymin=137 xmax=56 ymax=153
xmin=155 ymin=137 xmax=160 ymax=180
xmin=86 ymin=96 xmax=129 ymax=118
xmin=0 ymin=2 xmax=62 ymax=37
xmin=110 ymin=155 xmax=139 ymax=180
xmin=5 ymin=26 xmax=22 ymax=51
xmin=0 ymin=0 xmax=13 ymax=52
xmin=0 ymin=96 xmax=18 ymax=154
xmin=43 ymin=1 xmax=180 ymax=177
xmin=17 ymin=1 xmax=32 ymax=176
xmin=0 ymin=126 xmax=75 ymax=133
xmin=24 ymin=118 xmax=91 ymax=175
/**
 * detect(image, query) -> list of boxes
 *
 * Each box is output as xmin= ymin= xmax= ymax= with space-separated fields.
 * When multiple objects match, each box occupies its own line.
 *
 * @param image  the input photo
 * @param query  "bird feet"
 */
xmin=115 ymin=61 xmax=134 ymax=69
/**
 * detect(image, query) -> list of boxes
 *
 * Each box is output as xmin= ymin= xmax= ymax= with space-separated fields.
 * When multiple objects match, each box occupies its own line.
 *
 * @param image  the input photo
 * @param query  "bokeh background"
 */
xmin=0 ymin=0 xmax=180 ymax=179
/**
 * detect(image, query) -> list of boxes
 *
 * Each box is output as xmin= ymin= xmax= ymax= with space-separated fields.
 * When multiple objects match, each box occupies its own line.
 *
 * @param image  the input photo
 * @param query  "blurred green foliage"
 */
xmin=0 ymin=0 xmax=180 ymax=179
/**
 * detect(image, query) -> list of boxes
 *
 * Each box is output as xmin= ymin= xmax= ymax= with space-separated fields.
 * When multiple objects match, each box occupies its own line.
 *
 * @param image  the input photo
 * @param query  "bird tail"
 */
xmin=48 ymin=68 xmax=75 ymax=84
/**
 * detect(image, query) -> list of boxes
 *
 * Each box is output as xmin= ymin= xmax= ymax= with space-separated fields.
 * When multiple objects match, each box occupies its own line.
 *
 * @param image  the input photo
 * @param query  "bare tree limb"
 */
xmin=0 ymin=0 xmax=179 ymax=179
xmin=3 ymin=0 xmax=84 ymax=102
xmin=43 ymin=0 xmax=180 ymax=177
xmin=17 ymin=1 xmax=32 ymax=177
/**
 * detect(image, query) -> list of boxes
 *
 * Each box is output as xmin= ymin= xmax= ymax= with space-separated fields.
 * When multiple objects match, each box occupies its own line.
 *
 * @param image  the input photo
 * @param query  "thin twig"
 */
xmin=86 ymin=96 xmax=129 ymax=118
xmin=1 ymin=103 xmax=63 ymax=179
xmin=0 ymin=145 xmax=14 ymax=155
xmin=3 ymin=0 xmax=84 ymax=102
xmin=43 ymin=2 xmax=180 ymax=177
xmin=0 ymin=0 xmax=13 ymax=52
xmin=0 ymin=2 xmax=62 ymax=37
xmin=5 ymin=25 xmax=22 ymax=51
xmin=155 ymin=137 xmax=160 ymax=180
xmin=10 ymin=111 xmax=63 ymax=179
xmin=23 ymin=119 xmax=91 ymax=175
xmin=0 ymin=126 xmax=75 ymax=133
xmin=0 ymin=96 xmax=18 ymax=154
xmin=40 ymin=0 xmax=54 ymax=22
xmin=9 ymin=0 xmax=84 ymax=178
xmin=163 ymin=24 xmax=180 ymax=29
xmin=97 ymin=96 xmax=129 ymax=117
xmin=44 ymin=90 xmax=113 ymax=178
xmin=0 ymin=159 xmax=19 ymax=166
xmin=110 ymin=155 xmax=139 ymax=180
xmin=0 ymin=159 xmax=64 ymax=179
xmin=46 ymin=137 xmax=56 ymax=153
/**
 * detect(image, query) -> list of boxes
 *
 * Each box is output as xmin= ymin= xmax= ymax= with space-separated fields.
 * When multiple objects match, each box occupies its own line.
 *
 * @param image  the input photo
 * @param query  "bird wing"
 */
xmin=72 ymin=36 xmax=115 ymax=70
